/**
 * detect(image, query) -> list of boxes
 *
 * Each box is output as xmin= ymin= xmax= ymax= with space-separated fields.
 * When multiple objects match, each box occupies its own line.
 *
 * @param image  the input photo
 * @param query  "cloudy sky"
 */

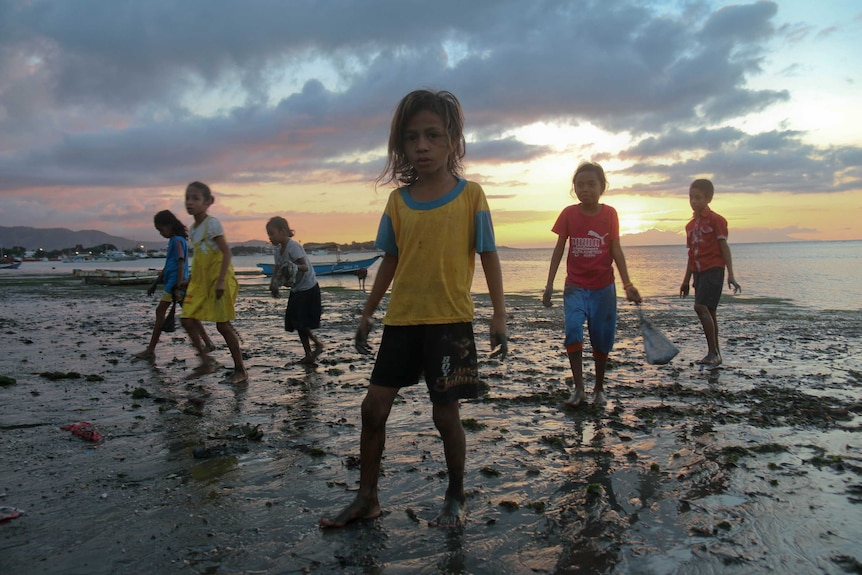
xmin=1 ymin=0 xmax=860 ymax=248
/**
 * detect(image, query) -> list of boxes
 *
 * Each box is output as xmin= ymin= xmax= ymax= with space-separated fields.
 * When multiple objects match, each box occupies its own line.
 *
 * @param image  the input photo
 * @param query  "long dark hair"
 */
xmin=266 ymin=216 xmax=295 ymax=238
xmin=376 ymin=89 xmax=466 ymax=188
xmin=154 ymin=210 xmax=188 ymax=238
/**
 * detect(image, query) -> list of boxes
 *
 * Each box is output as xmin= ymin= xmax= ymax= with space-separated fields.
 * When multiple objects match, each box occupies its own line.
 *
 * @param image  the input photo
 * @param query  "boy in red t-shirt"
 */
xmin=680 ymin=179 xmax=741 ymax=367
xmin=543 ymin=162 xmax=641 ymax=408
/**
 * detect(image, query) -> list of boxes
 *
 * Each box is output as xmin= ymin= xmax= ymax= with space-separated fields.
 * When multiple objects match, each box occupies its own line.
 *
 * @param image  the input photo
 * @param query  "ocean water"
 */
xmin=480 ymin=240 xmax=862 ymax=311
xmin=5 ymin=240 xmax=860 ymax=311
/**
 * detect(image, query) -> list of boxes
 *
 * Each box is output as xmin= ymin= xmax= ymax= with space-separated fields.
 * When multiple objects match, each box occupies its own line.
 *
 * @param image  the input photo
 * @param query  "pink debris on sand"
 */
xmin=60 ymin=421 xmax=104 ymax=442
xmin=0 ymin=506 xmax=24 ymax=522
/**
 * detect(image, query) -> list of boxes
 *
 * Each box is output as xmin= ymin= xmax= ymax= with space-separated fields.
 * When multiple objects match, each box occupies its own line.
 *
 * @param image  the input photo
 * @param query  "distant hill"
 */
xmin=0 ymin=226 xmax=286 ymax=252
xmin=0 ymin=226 xmax=164 ymax=251
xmin=622 ymin=229 xmax=685 ymax=246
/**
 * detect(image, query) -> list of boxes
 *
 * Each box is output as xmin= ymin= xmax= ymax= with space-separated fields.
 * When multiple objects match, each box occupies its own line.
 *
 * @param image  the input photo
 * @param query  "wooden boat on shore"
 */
xmin=1 ymin=261 xmax=21 ymax=270
xmin=257 ymin=254 xmax=382 ymax=277
xmin=73 ymin=268 xmax=160 ymax=286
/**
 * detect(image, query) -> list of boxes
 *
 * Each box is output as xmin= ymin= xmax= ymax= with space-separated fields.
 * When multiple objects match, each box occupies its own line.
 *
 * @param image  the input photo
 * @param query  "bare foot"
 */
xmin=593 ymin=390 xmax=607 ymax=406
xmin=296 ymin=356 xmax=317 ymax=365
xmin=226 ymin=369 xmax=248 ymax=385
xmin=311 ymin=344 xmax=324 ymax=360
xmin=697 ymin=353 xmax=721 ymax=366
xmin=319 ymin=497 xmax=382 ymax=528
xmin=132 ymin=349 xmax=154 ymax=360
xmin=565 ymin=388 xmax=587 ymax=408
xmin=185 ymin=363 xmax=217 ymax=380
xmin=429 ymin=496 xmax=466 ymax=528
xmin=204 ymin=341 xmax=217 ymax=353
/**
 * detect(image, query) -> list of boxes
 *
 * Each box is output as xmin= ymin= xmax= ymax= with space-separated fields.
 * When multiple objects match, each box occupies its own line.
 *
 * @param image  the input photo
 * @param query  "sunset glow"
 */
xmin=0 ymin=1 xmax=860 ymax=248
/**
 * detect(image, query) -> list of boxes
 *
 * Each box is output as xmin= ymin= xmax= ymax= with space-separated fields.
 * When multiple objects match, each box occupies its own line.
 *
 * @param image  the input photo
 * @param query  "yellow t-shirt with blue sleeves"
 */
xmin=375 ymin=178 xmax=497 ymax=326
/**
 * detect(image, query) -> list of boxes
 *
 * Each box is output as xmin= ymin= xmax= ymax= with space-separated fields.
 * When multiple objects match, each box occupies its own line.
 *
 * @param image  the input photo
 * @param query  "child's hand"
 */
xmin=489 ymin=313 xmax=508 ymax=359
xmin=728 ymin=278 xmax=741 ymax=294
xmin=146 ymin=280 xmax=158 ymax=297
xmin=354 ymin=317 xmax=374 ymax=355
xmin=679 ymin=282 xmax=690 ymax=298
xmin=490 ymin=331 xmax=508 ymax=359
xmin=624 ymin=284 xmax=642 ymax=303
xmin=542 ymin=286 xmax=553 ymax=307
xmin=215 ymin=280 xmax=225 ymax=299
xmin=270 ymin=285 xmax=280 ymax=298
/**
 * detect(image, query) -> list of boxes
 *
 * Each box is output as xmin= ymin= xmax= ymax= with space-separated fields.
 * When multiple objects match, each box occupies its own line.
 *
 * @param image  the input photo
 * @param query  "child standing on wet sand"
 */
xmin=319 ymin=89 xmax=508 ymax=530
xmin=179 ymin=181 xmax=247 ymax=384
xmin=543 ymin=162 xmax=641 ymax=408
xmin=134 ymin=210 xmax=214 ymax=359
xmin=265 ymin=216 xmax=323 ymax=364
xmin=680 ymin=178 xmax=740 ymax=367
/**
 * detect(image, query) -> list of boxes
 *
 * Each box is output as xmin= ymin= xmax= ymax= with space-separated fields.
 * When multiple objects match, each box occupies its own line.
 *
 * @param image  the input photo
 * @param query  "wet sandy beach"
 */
xmin=1 ymin=272 xmax=861 ymax=574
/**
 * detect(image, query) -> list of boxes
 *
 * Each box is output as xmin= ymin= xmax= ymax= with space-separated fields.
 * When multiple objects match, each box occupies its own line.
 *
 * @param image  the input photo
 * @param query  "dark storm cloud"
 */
xmin=0 ymin=0 xmax=858 ymax=196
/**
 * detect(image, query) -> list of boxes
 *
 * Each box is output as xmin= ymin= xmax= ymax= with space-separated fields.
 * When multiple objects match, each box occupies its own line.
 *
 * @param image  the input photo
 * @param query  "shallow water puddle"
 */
xmin=189 ymin=455 xmax=238 ymax=481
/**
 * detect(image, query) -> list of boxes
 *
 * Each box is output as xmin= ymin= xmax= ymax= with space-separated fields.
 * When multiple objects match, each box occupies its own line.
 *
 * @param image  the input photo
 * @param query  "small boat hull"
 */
xmin=73 ymin=269 xmax=160 ymax=286
xmin=257 ymin=255 xmax=381 ymax=277
xmin=0 ymin=262 xmax=21 ymax=270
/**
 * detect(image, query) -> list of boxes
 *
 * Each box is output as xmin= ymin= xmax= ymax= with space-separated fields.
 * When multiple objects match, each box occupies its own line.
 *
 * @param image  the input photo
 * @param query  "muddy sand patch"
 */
xmin=0 ymin=278 xmax=860 ymax=574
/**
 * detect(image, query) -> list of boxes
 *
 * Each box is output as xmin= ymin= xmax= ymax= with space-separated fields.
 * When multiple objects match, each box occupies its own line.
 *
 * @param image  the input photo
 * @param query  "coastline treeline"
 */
xmin=4 ymin=240 xmax=377 ymax=260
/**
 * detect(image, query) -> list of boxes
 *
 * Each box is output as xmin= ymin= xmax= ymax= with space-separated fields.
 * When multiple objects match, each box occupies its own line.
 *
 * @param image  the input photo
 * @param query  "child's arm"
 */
xmin=147 ymin=270 xmax=164 ymax=296
xmin=270 ymin=244 xmax=285 ymax=297
xmin=480 ymin=251 xmax=508 ymax=359
xmin=542 ymin=235 xmax=567 ymax=307
xmin=173 ymin=238 xmax=184 ymax=301
xmin=293 ymin=257 xmax=310 ymax=273
xmin=610 ymin=239 xmax=642 ymax=303
xmin=718 ymin=239 xmax=741 ymax=293
xmin=355 ymin=253 xmax=397 ymax=354
xmin=680 ymin=257 xmax=693 ymax=297
xmin=269 ymin=264 xmax=280 ymax=297
xmin=213 ymin=235 xmax=232 ymax=299
xmin=174 ymin=261 xmax=184 ymax=301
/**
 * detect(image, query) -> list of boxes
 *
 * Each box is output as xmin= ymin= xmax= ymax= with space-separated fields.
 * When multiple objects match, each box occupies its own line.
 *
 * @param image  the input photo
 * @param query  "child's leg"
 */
xmin=309 ymin=329 xmax=322 ymax=349
xmin=587 ymin=284 xmax=617 ymax=405
xmin=694 ymin=303 xmax=719 ymax=362
xmin=308 ymin=329 xmax=323 ymax=357
xmin=566 ymin=346 xmax=586 ymax=406
xmin=431 ymin=400 xmax=467 ymax=527
xmin=692 ymin=269 xmax=723 ymax=364
xmin=182 ymin=318 xmax=217 ymax=378
xmin=710 ymin=308 xmax=720 ymax=356
xmin=182 ymin=317 xmax=206 ymax=359
xmin=135 ymin=300 xmax=171 ymax=358
xmin=217 ymin=321 xmax=247 ymax=382
xmin=298 ymin=329 xmax=313 ymax=358
xmin=320 ymin=384 xmax=398 ymax=528
xmin=297 ymin=329 xmax=324 ymax=363
xmin=593 ymin=352 xmax=609 ymax=406
xmin=563 ymin=287 xmax=588 ymax=406
xmin=195 ymin=320 xmax=216 ymax=352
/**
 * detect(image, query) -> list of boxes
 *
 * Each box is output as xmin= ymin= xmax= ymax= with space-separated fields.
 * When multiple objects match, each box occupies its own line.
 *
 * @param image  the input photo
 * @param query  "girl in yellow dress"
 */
xmin=179 ymin=181 xmax=247 ymax=384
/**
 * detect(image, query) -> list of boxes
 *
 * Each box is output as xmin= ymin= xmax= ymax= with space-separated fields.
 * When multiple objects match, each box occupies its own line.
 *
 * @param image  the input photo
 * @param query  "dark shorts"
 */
xmin=285 ymin=283 xmax=321 ymax=331
xmin=371 ymin=322 xmax=480 ymax=405
xmin=694 ymin=267 xmax=724 ymax=310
